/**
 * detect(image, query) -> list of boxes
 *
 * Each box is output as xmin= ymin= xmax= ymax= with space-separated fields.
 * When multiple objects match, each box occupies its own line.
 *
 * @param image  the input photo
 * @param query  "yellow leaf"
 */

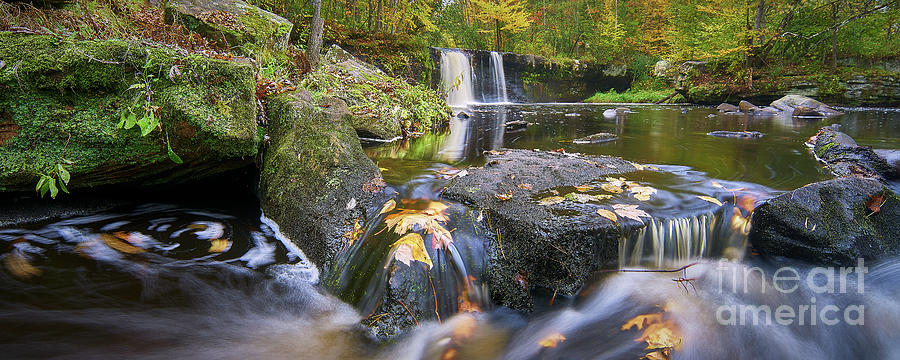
xmin=697 ymin=196 xmax=723 ymax=206
xmin=601 ymin=183 xmax=624 ymax=194
xmin=538 ymin=332 xmax=566 ymax=348
xmin=495 ymin=190 xmax=514 ymax=201
xmin=380 ymin=199 xmax=397 ymax=214
xmin=622 ymin=313 xmax=663 ymax=331
xmin=632 ymin=162 xmax=645 ymax=171
xmin=3 ymin=251 xmax=41 ymax=279
xmin=100 ymin=233 xmax=144 ymax=254
xmin=574 ymin=185 xmax=592 ymax=192
xmin=209 ymin=239 xmax=230 ymax=253
xmin=390 ymin=233 xmax=433 ymax=269
xmin=597 ymin=209 xmax=618 ymax=223
xmin=538 ymin=196 xmax=565 ymax=206
xmin=622 ymin=313 xmax=682 ymax=355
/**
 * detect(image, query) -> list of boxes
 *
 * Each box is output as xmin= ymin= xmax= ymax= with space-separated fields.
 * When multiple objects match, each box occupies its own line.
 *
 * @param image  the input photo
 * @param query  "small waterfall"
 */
xmin=439 ymin=50 xmax=476 ymax=107
xmin=619 ymin=206 xmax=750 ymax=268
xmin=489 ymin=51 xmax=508 ymax=103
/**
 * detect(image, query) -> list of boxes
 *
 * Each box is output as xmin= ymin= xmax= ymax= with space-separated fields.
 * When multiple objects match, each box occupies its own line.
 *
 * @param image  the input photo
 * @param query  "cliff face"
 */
xmin=430 ymin=48 xmax=632 ymax=103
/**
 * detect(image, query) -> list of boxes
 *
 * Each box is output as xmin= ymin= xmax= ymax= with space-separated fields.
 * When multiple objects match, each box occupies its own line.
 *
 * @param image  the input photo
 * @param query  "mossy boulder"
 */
xmin=164 ymin=0 xmax=293 ymax=53
xmin=0 ymin=32 xmax=258 ymax=192
xmin=303 ymin=45 xmax=450 ymax=140
xmin=749 ymin=177 xmax=900 ymax=266
xmin=259 ymin=91 xmax=384 ymax=267
xmin=809 ymin=126 xmax=896 ymax=181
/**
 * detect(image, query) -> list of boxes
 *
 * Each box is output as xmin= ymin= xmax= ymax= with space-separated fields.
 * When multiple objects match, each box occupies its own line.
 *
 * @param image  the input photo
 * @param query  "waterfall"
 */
xmin=439 ymin=50 xmax=475 ymax=107
xmin=489 ymin=51 xmax=508 ymax=103
xmin=618 ymin=206 xmax=750 ymax=268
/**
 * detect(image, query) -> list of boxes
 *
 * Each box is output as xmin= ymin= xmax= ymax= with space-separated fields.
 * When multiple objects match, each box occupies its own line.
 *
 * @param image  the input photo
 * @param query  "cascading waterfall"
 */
xmin=439 ymin=50 xmax=476 ymax=107
xmin=618 ymin=206 xmax=750 ymax=268
xmin=489 ymin=51 xmax=508 ymax=103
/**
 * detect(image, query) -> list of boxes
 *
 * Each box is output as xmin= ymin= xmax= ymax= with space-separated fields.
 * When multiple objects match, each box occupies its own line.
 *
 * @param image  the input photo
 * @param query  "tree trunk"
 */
xmin=308 ymin=0 xmax=325 ymax=69
xmin=495 ymin=19 xmax=501 ymax=52
xmin=831 ymin=2 xmax=839 ymax=67
xmin=753 ymin=0 xmax=766 ymax=45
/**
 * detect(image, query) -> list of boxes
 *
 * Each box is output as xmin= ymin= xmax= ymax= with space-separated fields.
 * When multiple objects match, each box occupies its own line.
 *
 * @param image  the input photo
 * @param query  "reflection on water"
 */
xmin=368 ymin=104 xmax=900 ymax=190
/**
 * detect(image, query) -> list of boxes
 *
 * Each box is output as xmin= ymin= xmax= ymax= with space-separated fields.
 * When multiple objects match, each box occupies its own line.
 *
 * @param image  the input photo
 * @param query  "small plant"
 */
xmin=117 ymin=56 xmax=182 ymax=164
xmin=35 ymin=160 xmax=72 ymax=199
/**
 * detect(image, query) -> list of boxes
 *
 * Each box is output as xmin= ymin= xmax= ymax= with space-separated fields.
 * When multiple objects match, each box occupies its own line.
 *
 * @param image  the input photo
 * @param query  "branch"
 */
xmin=597 ymin=262 xmax=699 ymax=274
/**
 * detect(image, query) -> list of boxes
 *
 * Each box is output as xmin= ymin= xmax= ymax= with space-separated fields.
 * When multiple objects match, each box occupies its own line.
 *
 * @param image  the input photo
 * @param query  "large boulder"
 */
xmin=443 ymin=149 xmax=639 ymax=310
xmin=0 ymin=33 xmax=258 ymax=192
xmin=164 ymin=0 xmax=293 ymax=53
xmin=770 ymin=94 xmax=843 ymax=117
xmin=749 ymin=177 xmax=900 ymax=266
xmin=259 ymin=91 xmax=384 ymax=267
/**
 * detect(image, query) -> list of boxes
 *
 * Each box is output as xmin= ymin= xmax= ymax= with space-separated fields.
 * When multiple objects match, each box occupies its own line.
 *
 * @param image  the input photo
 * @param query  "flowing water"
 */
xmin=3 ymin=50 xmax=900 ymax=358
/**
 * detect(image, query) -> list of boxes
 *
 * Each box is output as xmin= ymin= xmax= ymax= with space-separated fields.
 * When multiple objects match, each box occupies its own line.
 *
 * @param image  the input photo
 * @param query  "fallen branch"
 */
xmin=654 ymin=91 xmax=679 ymax=104
xmin=597 ymin=262 xmax=699 ymax=274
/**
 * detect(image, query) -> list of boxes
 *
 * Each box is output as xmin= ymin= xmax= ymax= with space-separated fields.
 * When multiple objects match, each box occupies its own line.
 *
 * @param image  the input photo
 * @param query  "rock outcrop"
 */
xmin=259 ymin=91 xmax=384 ymax=267
xmin=808 ymin=126 xmax=896 ymax=181
xmin=0 ymin=33 xmax=258 ymax=192
xmin=164 ymin=0 xmax=293 ymax=53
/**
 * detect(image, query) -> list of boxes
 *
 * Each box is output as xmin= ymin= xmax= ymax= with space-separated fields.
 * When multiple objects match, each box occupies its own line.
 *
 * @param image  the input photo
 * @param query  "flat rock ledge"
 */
xmin=444 ymin=149 xmax=640 ymax=311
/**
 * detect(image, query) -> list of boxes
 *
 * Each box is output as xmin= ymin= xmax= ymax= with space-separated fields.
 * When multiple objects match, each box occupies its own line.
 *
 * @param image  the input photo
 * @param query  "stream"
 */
xmin=3 ymin=50 xmax=900 ymax=359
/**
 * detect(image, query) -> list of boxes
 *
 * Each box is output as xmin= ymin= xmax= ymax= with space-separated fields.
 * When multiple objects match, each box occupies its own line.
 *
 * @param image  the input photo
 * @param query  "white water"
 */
xmin=489 ymin=51 xmax=508 ymax=103
xmin=439 ymin=50 xmax=475 ymax=107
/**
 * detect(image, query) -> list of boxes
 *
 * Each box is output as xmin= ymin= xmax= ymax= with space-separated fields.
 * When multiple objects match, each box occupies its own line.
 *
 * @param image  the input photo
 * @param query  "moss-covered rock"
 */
xmin=259 ymin=91 xmax=384 ymax=267
xmin=749 ymin=177 xmax=900 ymax=266
xmin=0 ymin=32 xmax=258 ymax=192
xmin=809 ymin=126 xmax=896 ymax=181
xmin=164 ymin=0 xmax=293 ymax=53
xmin=303 ymin=45 xmax=450 ymax=140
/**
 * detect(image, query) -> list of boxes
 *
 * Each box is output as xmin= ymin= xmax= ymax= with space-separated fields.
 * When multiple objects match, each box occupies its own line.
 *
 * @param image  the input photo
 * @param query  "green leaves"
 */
xmin=165 ymin=132 xmax=183 ymax=164
xmin=35 ymin=161 xmax=71 ymax=199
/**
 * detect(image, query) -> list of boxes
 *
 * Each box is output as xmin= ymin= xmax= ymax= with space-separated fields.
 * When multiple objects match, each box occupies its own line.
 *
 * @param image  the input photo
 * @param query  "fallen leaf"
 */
xmin=538 ymin=332 xmax=567 ymax=348
xmin=112 ymin=231 xmax=145 ymax=245
xmin=622 ymin=313 xmax=663 ymax=331
xmin=517 ymin=183 xmax=534 ymax=190
xmin=100 ymin=233 xmax=144 ymax=254
xmin=3 ymin=251 xmax=41 ymax=279
xmin=431 ymin=223 xmax=454 ymax=250
xmin=613 ymin=204 xmax=651 ymax=223
xmin=390 ymin=233 xmax=433 ymax=269
xmin=630 ymin=186 xmax=657 ymax=201
xmin=697 ymin=196 xmax=723 ymax=206
xmin=565 ymin=192 xmax=605 ymax=203
xmin=730 ymin=208 xmax=751 ymax=235
xmin=538 ymin=196 xmax=566 ymax=206
xmin=515 ymin=270 xmax=528 ymax=290
xmin=622 ymin=312 xmax=682 ymax=358
xmin=866 ymin=193 xmax=886 ymax=214
xmin=631 ymin=162 xmax=645 ymax=171
xmin=495 ymin=190 xmax=514 ymax=201
xmin=597 ymin=209 xmax=618 ymax=223
xmin=574 ymin=185 xmax=592 ymax=192
xmin=380 ymin=199 xmax=397 ymax=214
xmin=208 ymin=239 xmax=230 ymax=253
xmin=601 ymin=183 xmax=624 ymax=194
xmin=343 ymin=218 xmax=363 ymax=246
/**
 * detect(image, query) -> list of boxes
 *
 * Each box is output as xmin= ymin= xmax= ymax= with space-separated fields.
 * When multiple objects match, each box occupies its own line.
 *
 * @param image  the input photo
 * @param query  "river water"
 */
xmin=3 ymin=102 xmax=900 ymax=359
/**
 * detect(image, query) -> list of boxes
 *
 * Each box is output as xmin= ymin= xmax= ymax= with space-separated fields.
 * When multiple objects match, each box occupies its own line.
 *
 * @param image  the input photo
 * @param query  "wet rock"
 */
xmin=573 ymin=132 xmax=617 ymax=144
xmin=259 ymin=91 xmax=383 ymax=267
xmin=505 ymin=120 xmax=528 ymax=132
xmin=707 ymin=131 xmax=764 ymax=139
xmin=750 ymin=177 xmax=900 ymax=266
xmin=738 ymin=100 xmax=758 ymax=112
xmin=602 ymin=107 xmax=631 ymax=118
xmin=0 ymin=33 xmax=258 ymax=192
xmin=771 ymin=95 xmax=843 ymax=117
xmin=443 ymin=149 xmax=638 ymax=311
xmin=716 ymin=103 xmax=740 ymax=113
xmin=874 ymin=149 xmax=900 ymax=174
xmin=808 ymin=127 xmax=895 ymax=181
xmin=164 ymin=0 xmax=293 ymax=52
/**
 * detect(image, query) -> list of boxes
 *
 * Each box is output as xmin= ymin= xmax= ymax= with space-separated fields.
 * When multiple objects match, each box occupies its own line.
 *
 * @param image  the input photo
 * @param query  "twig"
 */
xmin=549 ymin=288 xmax=558 ymax=306
xmin=396 ymin=299 xmax=419 ymax=327
xmin=428 ymin=272 xmax=441 ymax=324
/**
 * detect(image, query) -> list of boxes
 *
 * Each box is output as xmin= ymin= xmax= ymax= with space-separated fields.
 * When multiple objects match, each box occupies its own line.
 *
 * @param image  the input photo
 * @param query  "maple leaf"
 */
xmin=866 ymin=193 xmax=886 ymax=214
xmin=601 ymin=183 xmax=625 ymax=194
xmin=431 ymin=223 xmax=454 ymax=250
xmin=622 ymin=312 xmax=683 ymax=359
xmin=597 ymin=208 xmax=618 ymax=223
xmin=538 ymin=196 xmax=566 ymax=206
xmin=613 ymin=204 xmax=651 ymax=224
xmin=630 ymin=186 xmax=657 ymax=201
xmin=537 ymin=332 xmax=566 ymax=348
xmin=565 ymin=192 xmax=601 ymax=203
xmin=390 ymin=233 xmax=433 ymax=269
xmin=697 ymin=195 xmax=723 ymax=206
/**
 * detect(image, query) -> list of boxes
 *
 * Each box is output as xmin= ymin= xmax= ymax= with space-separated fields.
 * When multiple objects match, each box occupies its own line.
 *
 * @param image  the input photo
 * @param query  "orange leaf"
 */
xmin=866 ymin=193 xmax=886 ymax=214
xmin=538 ymin=332 xmax=566 ymax=348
